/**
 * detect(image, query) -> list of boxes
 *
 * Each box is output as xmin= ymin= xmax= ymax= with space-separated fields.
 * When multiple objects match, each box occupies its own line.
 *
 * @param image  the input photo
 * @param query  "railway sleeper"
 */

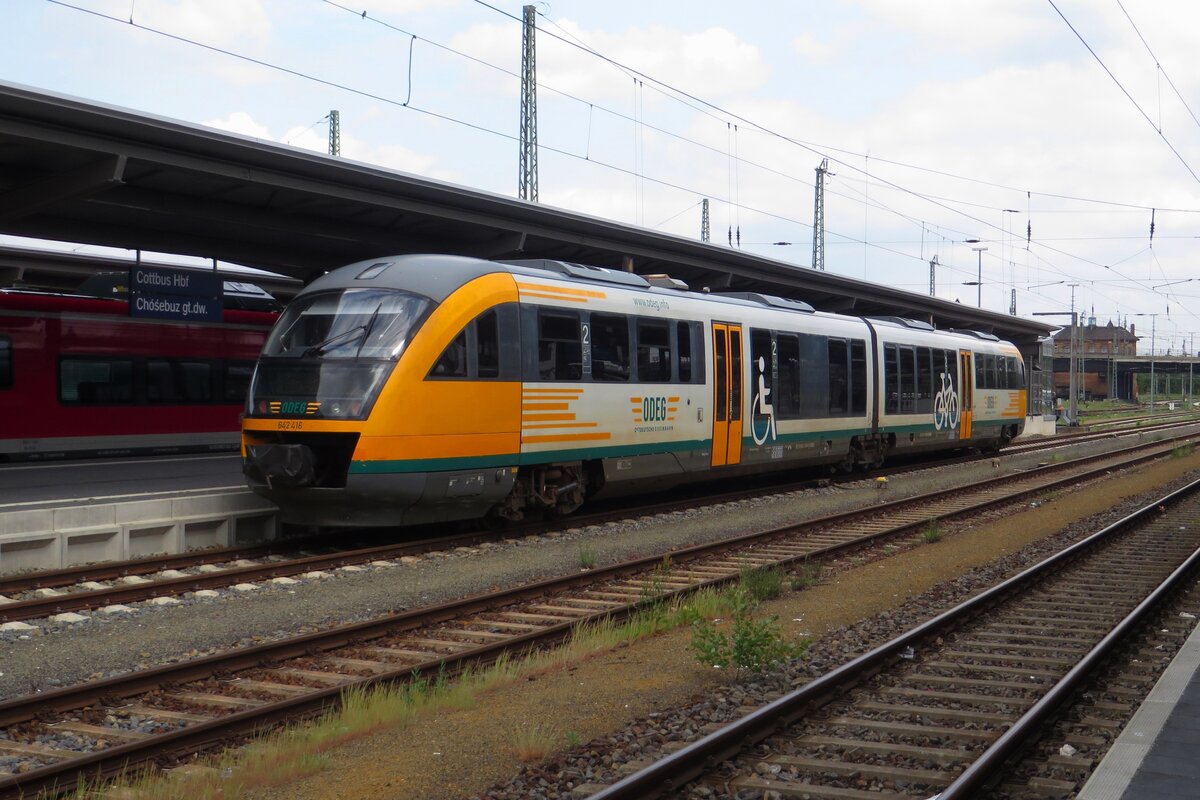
xmin=937 ymin=650 xmax=1076 ymax=667
xmin=880 ymin=686 xmax=1035 ymax=710
xmin=226 ymin=679 xmax=312 ymax=697
xmin=119 ymin=704 xmax=209 ymax=724
xmin=855 ymin=702 xmax=1012 ymax=725
xmin=819 ymin=716 xmax=1000 ymax=743
xmin=783 ymin=734 xmax=972 ymax=766
xmin=905 ymin=673 xmax=1049 ymax=692
xmin=172 ymin=691 xmax=265 ymax=711
xmin=357 ymin=646 xmax=434 ymax=662
xmin=918 ymin=661 xmax=1063 ymax=679
xmin=758 ymin=753 xmax=949 ymax=785
xmin=724 ymin=775 xmax=910 ymax=800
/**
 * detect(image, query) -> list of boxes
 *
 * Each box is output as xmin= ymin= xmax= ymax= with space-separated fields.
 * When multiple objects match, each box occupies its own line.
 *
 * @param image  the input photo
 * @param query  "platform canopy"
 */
xmin=0 ymin=80 xmax=1052 ymax=346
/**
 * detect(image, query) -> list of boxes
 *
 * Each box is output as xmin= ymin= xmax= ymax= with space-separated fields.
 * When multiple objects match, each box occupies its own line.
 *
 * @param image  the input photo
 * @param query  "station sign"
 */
xmin=128 ymin=265 xmax=223 ymax=322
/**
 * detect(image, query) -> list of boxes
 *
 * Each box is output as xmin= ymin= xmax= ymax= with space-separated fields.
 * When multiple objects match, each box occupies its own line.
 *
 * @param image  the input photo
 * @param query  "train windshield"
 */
xmin=263 ymin=289 xmax=430 ymax=360
xmin=248 ymin=288 xmax=431 ymax=420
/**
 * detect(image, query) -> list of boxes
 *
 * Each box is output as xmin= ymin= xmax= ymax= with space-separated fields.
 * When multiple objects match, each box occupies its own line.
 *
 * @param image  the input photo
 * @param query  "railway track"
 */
xmin=2 ymin=420 xmax=1197 ymax=625
xmin=586 ymin=479 xmax=1200 ymax=800
xmin=0 ymin=433 xmax=1196 ymax=796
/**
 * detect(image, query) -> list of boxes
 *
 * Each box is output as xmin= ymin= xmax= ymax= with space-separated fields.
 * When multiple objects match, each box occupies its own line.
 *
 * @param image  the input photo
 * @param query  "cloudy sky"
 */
xmin=4 ymin=0 xmax=1200 ymax=352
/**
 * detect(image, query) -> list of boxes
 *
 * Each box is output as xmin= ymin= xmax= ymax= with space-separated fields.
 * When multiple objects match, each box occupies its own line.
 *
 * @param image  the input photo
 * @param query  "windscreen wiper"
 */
xmin=302 ymin=325 xmax=366 ymax=357
xmin=354 ymin=302 xmax=384 ymax=358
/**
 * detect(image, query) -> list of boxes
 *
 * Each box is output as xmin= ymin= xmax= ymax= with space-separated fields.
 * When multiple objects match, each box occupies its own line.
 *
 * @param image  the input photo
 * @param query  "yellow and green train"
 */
xmin=242 ymin=255 xmax=1026 ymax=526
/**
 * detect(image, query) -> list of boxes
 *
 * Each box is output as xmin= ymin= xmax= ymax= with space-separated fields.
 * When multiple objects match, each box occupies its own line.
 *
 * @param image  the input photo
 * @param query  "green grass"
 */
xmin=922 ymin=519 xmax=943 ymax=544
xmin=62 ymin=578 xmax=795 ymax=800
xmin=739 ymin=562 xmax=785 ymax=602
xmin=790 ymin=559 xmax=824 ymax=590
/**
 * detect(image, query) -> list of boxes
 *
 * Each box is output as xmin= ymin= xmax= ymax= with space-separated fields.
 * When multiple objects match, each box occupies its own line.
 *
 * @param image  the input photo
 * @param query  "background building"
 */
xmin=1050 ymin=320 xmax=1138 ymax=401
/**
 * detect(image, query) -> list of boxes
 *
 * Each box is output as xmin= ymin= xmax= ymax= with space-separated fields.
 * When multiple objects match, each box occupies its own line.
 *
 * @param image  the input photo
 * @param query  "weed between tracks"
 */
xmin=72 ymin=581 xmax=801 ymax=800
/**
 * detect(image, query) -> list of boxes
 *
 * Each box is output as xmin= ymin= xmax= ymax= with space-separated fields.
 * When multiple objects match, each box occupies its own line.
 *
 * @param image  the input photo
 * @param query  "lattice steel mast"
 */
xmin=518 ymin=5 xmax=539 ymax=202
xmin=812 ymin=158 xmax=828 ymax=270
xmin=328 ymin=110 xmax=340 ymax=157
xmin=701 ymin=198 xmax=710 ymax=242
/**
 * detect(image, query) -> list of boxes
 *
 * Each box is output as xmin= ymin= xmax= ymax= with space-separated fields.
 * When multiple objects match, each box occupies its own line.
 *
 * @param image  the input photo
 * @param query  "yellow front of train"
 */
xmin=241 ymin=256 xmax=521 ymax=526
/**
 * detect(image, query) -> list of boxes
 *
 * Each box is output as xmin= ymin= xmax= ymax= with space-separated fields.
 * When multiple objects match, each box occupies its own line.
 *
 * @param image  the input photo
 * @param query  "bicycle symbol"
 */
xmin=933 ymin=371 xmax=960 ymax=431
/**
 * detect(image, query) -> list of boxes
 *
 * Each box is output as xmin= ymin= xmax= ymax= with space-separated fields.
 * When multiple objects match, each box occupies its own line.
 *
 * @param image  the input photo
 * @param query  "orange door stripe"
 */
xmin=522 ymin=413 xmax=577 ymax=422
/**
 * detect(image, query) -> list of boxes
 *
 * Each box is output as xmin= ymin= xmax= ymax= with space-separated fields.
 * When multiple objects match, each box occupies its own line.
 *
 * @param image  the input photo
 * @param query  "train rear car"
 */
xmin=0 ymin=288 xmax=277 ymax=460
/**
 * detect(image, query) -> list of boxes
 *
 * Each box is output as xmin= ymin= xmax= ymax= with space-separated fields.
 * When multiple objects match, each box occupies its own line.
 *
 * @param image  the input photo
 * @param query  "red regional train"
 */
xmin=1 ymin=279 xmax=279 ymax=461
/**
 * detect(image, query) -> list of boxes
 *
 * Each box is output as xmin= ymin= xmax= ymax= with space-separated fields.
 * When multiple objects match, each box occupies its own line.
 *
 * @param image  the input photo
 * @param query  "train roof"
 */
xmin=306 ymin=255 xmax=1012 ymax=344
xmin=306 ymin=254 xmax=827 ymax=311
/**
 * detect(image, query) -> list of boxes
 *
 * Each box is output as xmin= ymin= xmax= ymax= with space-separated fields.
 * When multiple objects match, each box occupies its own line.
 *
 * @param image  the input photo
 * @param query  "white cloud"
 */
xmin=791 ymin=32 xmax=837 ymax=65
xmin=135 ymin=0 xmax=272 ymax=48
xmin=450 ymin=19 xmax=770 ymax=103
xmin=203 ymin=111 xmax=274 ymax=140
xmin=202 ymin=111 xmax=448 ymax=180
xmin=354 ymin=0 xmax=462 ymax=12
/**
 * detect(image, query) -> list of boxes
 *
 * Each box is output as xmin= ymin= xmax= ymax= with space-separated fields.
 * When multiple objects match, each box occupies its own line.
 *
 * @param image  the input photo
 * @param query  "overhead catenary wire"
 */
xmin=37 ymin=0 xmax=1200 ymax=333
xmin=1046 ymin=0 xmax=1200 ymax=186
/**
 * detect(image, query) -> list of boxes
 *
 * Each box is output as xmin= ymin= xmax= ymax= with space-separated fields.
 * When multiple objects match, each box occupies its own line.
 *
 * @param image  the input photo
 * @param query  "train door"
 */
xmin=959 ymin=350 xmax=974 ymax=439
xmin=710 ymin=323 xmax=743 ymax=466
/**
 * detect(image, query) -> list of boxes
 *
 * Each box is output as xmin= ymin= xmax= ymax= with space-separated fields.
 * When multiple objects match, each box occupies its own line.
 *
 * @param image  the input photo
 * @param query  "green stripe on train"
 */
xmin=349 ymin=439 xmax=711 ymax=474
xmin=347 ymin=419 xmax=1017 ymax=475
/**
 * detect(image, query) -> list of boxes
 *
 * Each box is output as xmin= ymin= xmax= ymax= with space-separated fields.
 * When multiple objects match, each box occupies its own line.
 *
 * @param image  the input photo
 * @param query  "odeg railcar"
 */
xmin=241 ymin=255 xmax=1026 ymax=526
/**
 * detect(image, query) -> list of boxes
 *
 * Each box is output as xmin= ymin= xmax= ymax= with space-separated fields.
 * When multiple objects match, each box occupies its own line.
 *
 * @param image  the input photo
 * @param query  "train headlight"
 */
xmin=330 ymin=401 xmax=343 ymax=416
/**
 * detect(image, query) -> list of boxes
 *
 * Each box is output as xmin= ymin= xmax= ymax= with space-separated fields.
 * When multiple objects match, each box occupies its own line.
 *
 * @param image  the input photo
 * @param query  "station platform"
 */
xmin=1078 ymin=613 xmax=1200 ymax=799
xmin=0 ymin=454 xmax=279 ymax=573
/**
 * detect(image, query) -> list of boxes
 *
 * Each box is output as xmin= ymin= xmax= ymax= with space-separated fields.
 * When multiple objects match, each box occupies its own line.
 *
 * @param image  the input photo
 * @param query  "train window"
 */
xmin=147 ymin=360 xmax=213 ymax=403
xmin=0 ymin=336 xmax=10 ymax=390
xmin=884 ymin=344 xmax=899 ymax=414
xmin=591 ymin=313 xmax=629 ymax=381
xmin=1014 ymin=356 xmax=1027 ymax=389
xmin=828 ymin=338 xmax=849 ymax=415
xmin=750 ymin=328 xmax=773 ymax=400
xmin=636 ymin=319 xmax=671 ymax=383
xmin=476 ymin=311 xmax=500 ymax=378
xmin=777 ymin=334 xmax=800 ymax=419
xmin=916 ymin=347 xmax=933 ymax=414
xmin=728 ymin=328 xmax=742 ymax=421
xmin=60 ymin=358 xmax=134 ymax=404
xmin=796 ymin=333 xmax=828 ymax=418
xmin=224 ymin=361 xmax=255 ymax=402
xmin=714 ymin=333 xmax=727 ymax=422
xmin=676 ymin=322 xmax=692 ymax=382
xmin=537 ymin=310 xmax=583 ymax=381
xmin=975 ymin=354 xmax=987 ymax=389
xmin=849 ymin=339 xmax=867 ymax=415
xmin=900 ymin=346 xmax=916 ymax=413
xmin=432 ymin=331 xmax=468 ymax=378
